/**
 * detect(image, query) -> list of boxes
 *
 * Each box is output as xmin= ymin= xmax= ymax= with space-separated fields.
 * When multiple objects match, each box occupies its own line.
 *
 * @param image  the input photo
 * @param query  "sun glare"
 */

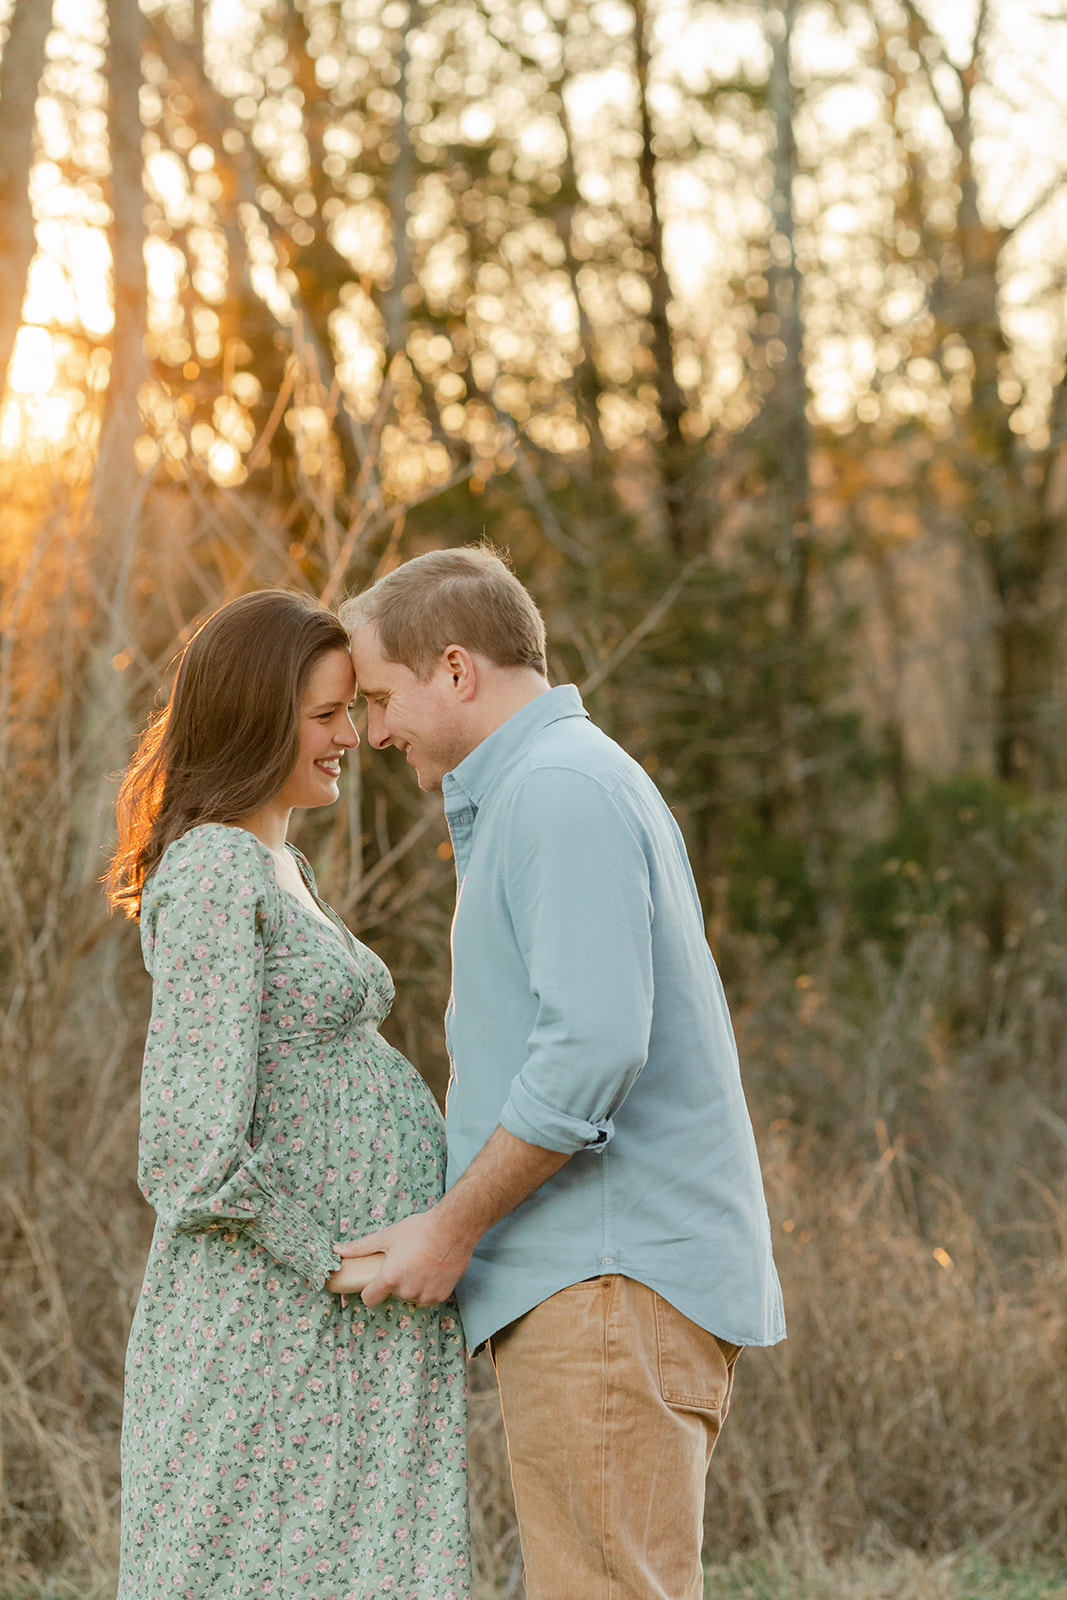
xmin=1 ymin=0 xmax=1062 ymax=471
xmin=8 ymin=326 xmax=57 ymax=396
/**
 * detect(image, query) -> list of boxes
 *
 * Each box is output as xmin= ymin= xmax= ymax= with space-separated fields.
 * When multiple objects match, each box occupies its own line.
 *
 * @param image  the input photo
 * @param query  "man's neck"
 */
xmin=468 ymin=668 xmax=551 ymax=748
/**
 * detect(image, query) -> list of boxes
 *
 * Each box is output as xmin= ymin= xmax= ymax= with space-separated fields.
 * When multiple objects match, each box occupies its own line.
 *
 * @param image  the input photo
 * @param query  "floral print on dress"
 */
xmin=118 ymin=824 xmax=469 ymax=1600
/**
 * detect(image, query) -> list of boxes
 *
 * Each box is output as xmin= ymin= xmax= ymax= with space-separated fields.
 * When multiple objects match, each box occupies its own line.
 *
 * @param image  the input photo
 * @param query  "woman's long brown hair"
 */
xmin=107 ymin=590 xmax=350 ymax=919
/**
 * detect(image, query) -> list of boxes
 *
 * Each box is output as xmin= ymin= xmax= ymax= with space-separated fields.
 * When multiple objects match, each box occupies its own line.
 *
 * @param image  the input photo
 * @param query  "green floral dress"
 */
xmin=118 ymin=825 xmax=469 ymax=1600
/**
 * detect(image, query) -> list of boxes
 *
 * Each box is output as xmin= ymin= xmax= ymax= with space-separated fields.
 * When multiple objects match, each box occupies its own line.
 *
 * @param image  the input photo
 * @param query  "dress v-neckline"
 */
xmin=279 ymin=884 xmax=350 ymax=951
xmin=282 ymin=849 xmax=352 ymax=954
xmin=214 ymin=826 xmax=351 ymax=955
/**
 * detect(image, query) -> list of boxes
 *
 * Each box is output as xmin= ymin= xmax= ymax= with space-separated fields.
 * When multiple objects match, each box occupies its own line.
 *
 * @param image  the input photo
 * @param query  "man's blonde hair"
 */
xmin=339 ymin=545 xmax=548 ymax=681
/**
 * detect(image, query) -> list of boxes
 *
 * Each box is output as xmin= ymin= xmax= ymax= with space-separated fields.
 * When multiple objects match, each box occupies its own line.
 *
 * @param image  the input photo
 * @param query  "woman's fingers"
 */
xmin=326 ymin=1251 xmax=388 ymax=1293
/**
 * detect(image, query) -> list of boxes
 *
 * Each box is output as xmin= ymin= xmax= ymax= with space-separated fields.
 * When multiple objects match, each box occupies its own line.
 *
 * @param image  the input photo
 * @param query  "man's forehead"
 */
xmin=348 ymin=623 xmax=385 ymax=670
xmin=349 ymin=628 xmax=407 ymax=693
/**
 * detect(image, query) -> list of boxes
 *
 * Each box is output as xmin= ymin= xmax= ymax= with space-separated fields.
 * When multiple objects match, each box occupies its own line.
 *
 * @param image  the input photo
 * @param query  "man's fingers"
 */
xmin=335 ymin=1233 xmax=388 ymax=1258
xmin=360 ymin=1273 xmax=393 ymax=1309
xmin=334 ymin=1211 xmax=464 ymax=1307
xmin=361 ymin=1265 xmax=456 ymax=1309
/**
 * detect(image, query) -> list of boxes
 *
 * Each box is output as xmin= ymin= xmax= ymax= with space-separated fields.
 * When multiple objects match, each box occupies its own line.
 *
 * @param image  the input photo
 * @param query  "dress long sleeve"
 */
xmin=137 ymin=829 xmax=338 ymax=1286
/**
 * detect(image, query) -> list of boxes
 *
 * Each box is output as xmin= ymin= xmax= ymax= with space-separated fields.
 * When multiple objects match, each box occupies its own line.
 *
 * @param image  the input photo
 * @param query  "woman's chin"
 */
xmin=294 ymin=779 xmax=340 ymax=810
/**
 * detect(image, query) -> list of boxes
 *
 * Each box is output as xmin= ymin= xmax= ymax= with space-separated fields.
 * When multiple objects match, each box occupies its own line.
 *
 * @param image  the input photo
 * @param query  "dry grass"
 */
xmin=3 ymin=474 xmax=1067 ymax=1597
xmin=703 ymin=905 xmax=1067 ymax=1568
xmin=703 ymin=1545 xmax=1067 ymax=1600
xmin=3 ymin=904 xmax=1066 ymax=1592
xmin=706 ymin=1127 xmax=1067 ymax=1563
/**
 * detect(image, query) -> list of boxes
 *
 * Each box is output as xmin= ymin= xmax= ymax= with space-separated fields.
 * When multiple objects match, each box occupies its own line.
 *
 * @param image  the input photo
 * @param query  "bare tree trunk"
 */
xmin=765 ymin=0 xmax=829 ymax=910
xmin=556 ymin=112 xmax=609 ymax=466
xmin=154 ymin=3 xmax=373 ymax=508
xmin=382 ymin=7 xmax=415 ymax=363
xmin=896 ymin=0 xmax=1064 ymax=787
xmin=152 ymin=8 xmax=300 ymax=499
xmin=78 ymin=0 xmax=150 ymax=886
xmin=630 ymin=0 xmax=690 ymax=554
xmin=282 ymin=0 xmax=367 ymax=495
xmin=766 ymin=0 xmax=812 ymax=635
xmin=0 ymin=0 xmax=55 ymax=401
xmin=96 ymin=0 xmax=148 ymax=546
xmin=545 ymin=31 xmax=609 ymax=472
xmin=946 ymin=75 xmax=1057 ymax=784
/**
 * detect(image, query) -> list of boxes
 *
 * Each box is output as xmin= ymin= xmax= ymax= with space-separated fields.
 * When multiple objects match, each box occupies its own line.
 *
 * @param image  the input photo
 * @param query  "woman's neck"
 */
xmin=233 ymin=800 xmax=292 ymax=857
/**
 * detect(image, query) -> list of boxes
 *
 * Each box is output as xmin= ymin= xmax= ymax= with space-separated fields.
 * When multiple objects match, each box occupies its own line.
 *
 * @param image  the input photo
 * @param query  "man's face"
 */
xmin=350 ymin=623 xmax=474 ymax=793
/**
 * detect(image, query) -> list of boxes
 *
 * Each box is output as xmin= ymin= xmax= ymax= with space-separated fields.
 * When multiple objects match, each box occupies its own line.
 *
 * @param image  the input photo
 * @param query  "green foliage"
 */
xmin=725 ymin=815 xmax=820 ymax=944
xmin=847 ymin=776 xmax=1041 ymax=951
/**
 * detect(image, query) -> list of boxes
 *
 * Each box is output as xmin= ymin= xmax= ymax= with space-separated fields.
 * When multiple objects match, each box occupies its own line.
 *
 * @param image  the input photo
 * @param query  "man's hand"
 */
xmin=335 ymin=1127 xmax=571 ymax=1309
xmin=334 ymin=1209 xmax=472 ymax=1309
xmin=326 ymin=1251 xmax=387 ymax=1296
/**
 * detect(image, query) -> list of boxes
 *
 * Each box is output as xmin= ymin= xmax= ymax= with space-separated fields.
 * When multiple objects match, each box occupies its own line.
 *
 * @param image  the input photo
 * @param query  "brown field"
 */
xmin=2 ymin=910 xmax=1065 ymax=1596
xmin=2 ymin=489 xmax=1065 ymax=1599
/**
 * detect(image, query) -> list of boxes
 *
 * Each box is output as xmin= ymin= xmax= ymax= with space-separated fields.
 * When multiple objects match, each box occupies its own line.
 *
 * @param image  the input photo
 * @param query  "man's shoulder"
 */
xmin=504 ymin=715 xmax=667 ymax=828
xmin=521 ymin=711 xmax=636 ymax=784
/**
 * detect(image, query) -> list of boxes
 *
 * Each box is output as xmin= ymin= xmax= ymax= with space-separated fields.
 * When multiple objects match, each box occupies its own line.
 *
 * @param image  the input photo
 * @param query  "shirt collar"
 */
xmin=443 ymin=684 xmax=589 ymax=809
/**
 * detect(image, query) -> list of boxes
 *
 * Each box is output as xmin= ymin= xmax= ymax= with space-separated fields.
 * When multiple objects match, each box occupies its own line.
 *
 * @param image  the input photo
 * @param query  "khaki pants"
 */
xmin=490 ymin=1275 xmax=741 ymax=1600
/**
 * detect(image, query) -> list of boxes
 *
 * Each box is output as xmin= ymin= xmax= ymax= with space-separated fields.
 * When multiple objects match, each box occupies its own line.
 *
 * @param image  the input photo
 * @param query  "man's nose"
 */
xmin=367 ymin=707 xmax=390 ymax=749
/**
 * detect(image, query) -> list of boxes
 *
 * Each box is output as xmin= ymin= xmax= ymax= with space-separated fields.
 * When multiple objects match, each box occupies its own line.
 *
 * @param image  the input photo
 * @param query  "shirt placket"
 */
xmin=443 ymin=778 xmax=478 ymax=881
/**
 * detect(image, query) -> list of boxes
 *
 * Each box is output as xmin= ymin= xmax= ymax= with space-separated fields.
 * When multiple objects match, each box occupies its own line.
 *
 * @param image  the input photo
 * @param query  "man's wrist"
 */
xmin=430 ymin=1125 xmax=572 ymax=1261
xmin=431 ymin=1186 xmax=487 ymax=1260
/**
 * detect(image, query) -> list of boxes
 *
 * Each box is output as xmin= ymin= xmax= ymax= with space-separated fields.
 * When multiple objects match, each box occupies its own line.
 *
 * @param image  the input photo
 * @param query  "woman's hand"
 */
xmin=326 ymin=1251 xmax=388 ymax=1296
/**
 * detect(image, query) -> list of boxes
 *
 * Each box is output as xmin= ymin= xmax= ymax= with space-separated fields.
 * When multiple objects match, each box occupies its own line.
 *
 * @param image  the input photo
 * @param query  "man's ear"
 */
xmin=442 ymin=645 xmax=477 ymax=700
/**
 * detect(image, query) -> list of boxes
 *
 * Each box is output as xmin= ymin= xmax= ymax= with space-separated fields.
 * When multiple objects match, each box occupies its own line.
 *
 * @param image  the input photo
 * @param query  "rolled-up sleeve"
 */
xmin=497 ymin=766 xmax=654 ymax=1154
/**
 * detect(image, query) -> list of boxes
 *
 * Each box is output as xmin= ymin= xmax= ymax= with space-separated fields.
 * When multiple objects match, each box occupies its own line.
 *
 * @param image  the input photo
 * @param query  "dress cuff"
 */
xmin=500 ymin=1078 xmax=615 ymax=1155
xmin=252 ymin=1183 xmax=339 ymax=1286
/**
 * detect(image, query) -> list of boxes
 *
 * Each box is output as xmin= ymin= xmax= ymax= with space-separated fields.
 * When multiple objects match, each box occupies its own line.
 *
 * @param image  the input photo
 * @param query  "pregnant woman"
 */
xmin=107 ymin=590 xmax=469 ymax=1600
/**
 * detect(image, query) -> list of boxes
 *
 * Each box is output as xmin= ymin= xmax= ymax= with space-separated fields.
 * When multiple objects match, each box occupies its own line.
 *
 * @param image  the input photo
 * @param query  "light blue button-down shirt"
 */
xmin=442 ymin=685 xmax=786 ymax=1353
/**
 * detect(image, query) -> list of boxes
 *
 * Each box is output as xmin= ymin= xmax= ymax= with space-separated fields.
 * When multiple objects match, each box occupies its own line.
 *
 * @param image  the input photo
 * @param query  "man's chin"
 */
xmin=405 ymin=754 xmax=441 ymax=793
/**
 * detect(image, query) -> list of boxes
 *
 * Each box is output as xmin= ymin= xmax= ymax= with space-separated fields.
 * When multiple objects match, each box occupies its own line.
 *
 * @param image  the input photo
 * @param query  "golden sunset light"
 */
xmin=2 ymin=2 xmax=1067 ymax=1595
xmin=2 ymin=0 xmax=1064 ymax=473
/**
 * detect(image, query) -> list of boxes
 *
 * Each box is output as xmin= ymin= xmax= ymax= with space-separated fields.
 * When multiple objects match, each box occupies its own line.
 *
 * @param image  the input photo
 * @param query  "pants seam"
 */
xmin=600 ymin=1275 xmax=613 ymax=1600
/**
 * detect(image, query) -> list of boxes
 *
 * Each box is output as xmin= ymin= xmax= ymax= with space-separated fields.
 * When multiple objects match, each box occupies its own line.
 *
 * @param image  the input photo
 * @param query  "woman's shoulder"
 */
xmin=145 ymin=824 xmax=279 ymax=913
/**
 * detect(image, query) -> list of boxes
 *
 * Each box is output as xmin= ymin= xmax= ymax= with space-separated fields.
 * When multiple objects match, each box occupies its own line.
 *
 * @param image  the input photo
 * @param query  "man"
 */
xmin=336 ymin=546 xmax=785 ymax=1600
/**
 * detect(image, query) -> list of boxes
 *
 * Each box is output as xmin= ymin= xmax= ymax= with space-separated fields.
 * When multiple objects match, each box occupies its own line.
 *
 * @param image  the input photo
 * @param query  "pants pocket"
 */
xmin=652 ymin=1294 xmax=741 ymax=1412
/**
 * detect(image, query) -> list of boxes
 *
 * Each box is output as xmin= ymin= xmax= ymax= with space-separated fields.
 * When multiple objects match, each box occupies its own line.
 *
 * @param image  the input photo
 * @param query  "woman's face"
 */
xmin=273 ymin=648 xmax=359 ymax=812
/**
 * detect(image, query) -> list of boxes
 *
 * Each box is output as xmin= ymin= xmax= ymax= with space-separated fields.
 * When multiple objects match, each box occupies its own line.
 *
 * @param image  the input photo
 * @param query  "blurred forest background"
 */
xmin=1 ymin=0 xmax=1066 ymax=1594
